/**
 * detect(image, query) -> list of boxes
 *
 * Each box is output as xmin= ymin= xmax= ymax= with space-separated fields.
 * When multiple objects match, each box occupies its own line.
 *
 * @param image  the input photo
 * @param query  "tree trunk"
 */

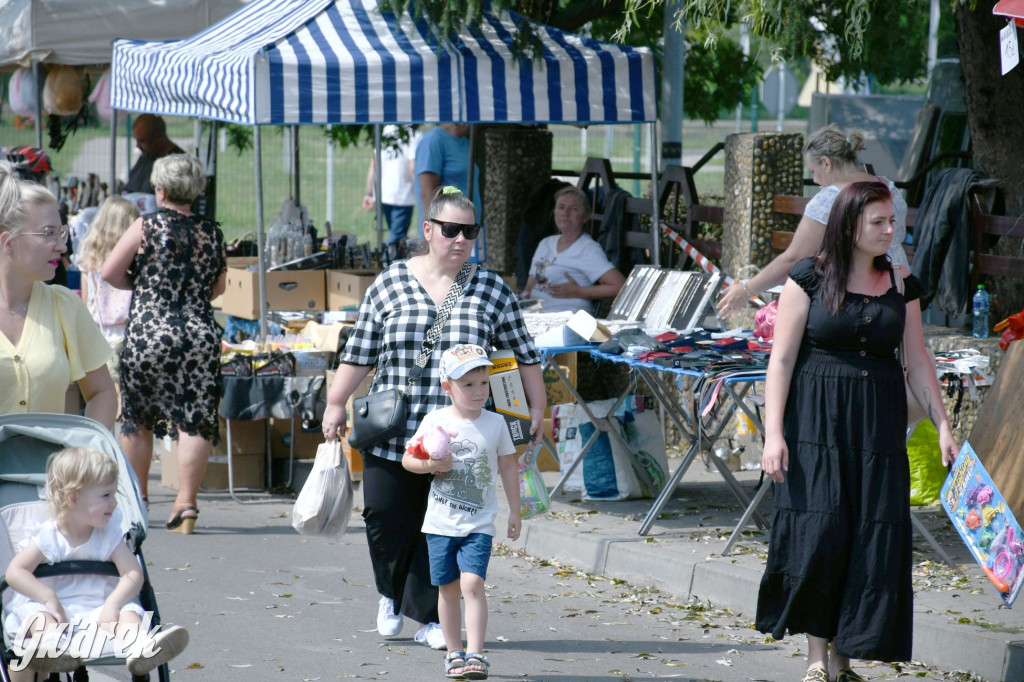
xmin=957 ymin=0 xmax=1024 ymax=318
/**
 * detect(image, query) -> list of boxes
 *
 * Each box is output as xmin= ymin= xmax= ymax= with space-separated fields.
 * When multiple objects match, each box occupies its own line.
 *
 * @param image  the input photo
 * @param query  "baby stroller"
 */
xmin=0 ymin=413 xmax=169 ymax=681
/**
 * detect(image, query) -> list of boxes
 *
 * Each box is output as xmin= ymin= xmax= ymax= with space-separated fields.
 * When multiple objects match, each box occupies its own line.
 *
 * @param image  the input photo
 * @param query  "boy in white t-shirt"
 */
xmin=402 ymin=344 xmax=521 ymax=680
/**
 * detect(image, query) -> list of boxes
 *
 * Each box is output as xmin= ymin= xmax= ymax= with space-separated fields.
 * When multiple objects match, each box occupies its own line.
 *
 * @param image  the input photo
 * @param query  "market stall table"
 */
xmin=537 ymin=345 xmax=660 ymax=497
xmin=584 ymin=350 xmax=770 ymax=537
xmin=219 ymin=374 xmax=326 ymax=502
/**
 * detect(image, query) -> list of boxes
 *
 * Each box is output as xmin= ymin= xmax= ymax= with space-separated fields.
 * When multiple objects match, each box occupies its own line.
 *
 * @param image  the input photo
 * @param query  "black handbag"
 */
xmin=348 ymin=388 xmax=408 ymax=451
xmin=348 ymin=263 xmax=474 ymax=451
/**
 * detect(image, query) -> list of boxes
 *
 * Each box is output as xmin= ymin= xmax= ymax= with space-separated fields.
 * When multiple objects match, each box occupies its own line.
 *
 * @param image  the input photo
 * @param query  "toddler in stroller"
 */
xmin=0 ymin=415 xmax=187 ymax=681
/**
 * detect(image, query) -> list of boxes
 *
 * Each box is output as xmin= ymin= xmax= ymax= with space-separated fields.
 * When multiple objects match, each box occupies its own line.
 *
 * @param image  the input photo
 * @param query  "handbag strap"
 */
xmin=408 ymin=262 xmax=475 ymax=385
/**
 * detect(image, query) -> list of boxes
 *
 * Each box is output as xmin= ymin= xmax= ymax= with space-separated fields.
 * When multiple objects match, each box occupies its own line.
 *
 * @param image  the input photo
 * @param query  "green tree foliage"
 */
xmin=627 ymin=0 xmax=931 ymax=87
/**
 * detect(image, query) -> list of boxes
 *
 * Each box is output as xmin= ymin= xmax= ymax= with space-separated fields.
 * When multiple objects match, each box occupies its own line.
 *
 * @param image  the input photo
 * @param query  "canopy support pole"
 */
xmin=374 ymin=125 xmax=384 ymax=252
xmin=467 ymin=124 xmax=476 ymax=202
xmin=291 ymin=126 xmax=301 ymax=206
xmin=254 ymin=126 xmax=269 ymax=342
xmin=649 ymin=122 xmax=659 ymax=267
xmin=326 ymin=126 xmax=335 ymax=226
xmin=109 ymin=111 xmax=118 ymax=194
xmin=33 ymin=60 xmax=43 ymax=149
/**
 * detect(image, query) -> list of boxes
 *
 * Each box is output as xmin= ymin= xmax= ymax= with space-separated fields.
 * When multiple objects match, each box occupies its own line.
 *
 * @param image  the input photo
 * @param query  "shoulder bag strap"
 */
xmin=408 ymin=262 xmax=476 ymax=385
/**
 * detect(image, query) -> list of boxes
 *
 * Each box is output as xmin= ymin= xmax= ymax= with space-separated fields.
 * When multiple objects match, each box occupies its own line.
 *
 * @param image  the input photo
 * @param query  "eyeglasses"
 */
xmin=430 ymin=219 xmax=480 ymax=240
xmin=20 ymin=225 xmax=70 ymax=244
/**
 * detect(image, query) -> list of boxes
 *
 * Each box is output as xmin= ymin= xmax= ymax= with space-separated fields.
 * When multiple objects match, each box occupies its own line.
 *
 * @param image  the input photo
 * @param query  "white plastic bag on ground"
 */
xmin=292 ymin=440 xmax=352 ymax=538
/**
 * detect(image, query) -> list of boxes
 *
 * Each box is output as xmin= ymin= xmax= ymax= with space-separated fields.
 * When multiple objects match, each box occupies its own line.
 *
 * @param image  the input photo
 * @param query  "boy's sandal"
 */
xmin=462 ymin=653 xmax=489 ymax=680
xmin=801 ymin=667 xmax=829 ymax=682
xmin=836 ymin=668 xmax=866 ymax=682
xmin=444 ymin=650 xmax=466 ymax=679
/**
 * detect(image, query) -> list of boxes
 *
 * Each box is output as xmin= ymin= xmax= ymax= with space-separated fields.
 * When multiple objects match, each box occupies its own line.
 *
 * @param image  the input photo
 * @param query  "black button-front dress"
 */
xmin=755 ymin=257 xmax=925 ymax=662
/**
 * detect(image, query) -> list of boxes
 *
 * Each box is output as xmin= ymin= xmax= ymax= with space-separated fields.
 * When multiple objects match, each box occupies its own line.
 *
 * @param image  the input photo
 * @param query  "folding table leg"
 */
xmin=549 ymin=381 xmax=636 ymax=497
xmin=722 ymin=477 xmax=772 ymax=555
xmin=911 ymin=512 xmax=959 ymax=569
xmin=638 ymin=440 xmax=701 ymax=535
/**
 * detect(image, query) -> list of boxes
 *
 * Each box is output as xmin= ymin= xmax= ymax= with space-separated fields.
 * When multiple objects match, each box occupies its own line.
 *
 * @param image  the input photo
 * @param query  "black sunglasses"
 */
xmin=430 ymin=219 xmax=481 ymax=240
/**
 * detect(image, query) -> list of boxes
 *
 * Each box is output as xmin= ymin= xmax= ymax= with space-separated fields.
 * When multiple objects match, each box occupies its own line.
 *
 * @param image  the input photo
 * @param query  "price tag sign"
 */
xmin=1000 ymin=22 xmax=1019 ymax=75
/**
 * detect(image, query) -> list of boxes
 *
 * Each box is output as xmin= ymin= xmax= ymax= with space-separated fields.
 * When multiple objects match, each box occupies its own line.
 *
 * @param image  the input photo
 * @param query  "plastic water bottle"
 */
xmin=973 ymin=284 xmax=990 ymax=338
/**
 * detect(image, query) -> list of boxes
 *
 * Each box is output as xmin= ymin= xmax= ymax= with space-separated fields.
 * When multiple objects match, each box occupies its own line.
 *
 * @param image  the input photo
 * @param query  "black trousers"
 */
xmin=361 ymin=454 xmax=438 ymax=624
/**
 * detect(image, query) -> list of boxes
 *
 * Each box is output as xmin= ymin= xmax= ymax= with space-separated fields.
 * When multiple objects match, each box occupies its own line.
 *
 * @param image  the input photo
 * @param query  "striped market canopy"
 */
xmin=109 ymin=0 xmax=657 ymax=125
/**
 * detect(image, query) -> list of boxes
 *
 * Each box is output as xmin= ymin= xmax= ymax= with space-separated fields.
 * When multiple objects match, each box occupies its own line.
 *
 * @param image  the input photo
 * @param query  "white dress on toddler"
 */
xmin=4 ymin=507 xmax=145 ymax=636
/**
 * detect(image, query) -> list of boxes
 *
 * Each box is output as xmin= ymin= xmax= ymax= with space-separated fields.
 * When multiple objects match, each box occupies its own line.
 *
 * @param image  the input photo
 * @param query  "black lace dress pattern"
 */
xmin=120 ymin=209 xmax=226 ymax=444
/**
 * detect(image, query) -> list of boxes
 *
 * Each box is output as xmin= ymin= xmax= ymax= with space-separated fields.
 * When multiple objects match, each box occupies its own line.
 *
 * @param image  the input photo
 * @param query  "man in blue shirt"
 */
xmin=414 ymin=124 xmax=481 ymax=231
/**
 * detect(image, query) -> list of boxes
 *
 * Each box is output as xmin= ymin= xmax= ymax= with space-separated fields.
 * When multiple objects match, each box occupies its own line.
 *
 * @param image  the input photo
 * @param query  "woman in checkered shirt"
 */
xmin=322 ymin=187 xmax=545 ymax=648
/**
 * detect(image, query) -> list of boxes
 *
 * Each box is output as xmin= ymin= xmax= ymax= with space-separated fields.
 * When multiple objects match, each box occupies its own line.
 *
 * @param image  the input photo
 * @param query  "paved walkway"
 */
xmin=506 ymin=463 xmax=1024 ymax=682
xmin=85 ymin=455 xmax=1023 ymax=682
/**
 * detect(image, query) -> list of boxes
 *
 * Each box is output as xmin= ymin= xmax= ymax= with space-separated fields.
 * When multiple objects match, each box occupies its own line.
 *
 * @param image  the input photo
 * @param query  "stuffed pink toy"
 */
xmin=406 ymin=424 xmax=456 ymax=460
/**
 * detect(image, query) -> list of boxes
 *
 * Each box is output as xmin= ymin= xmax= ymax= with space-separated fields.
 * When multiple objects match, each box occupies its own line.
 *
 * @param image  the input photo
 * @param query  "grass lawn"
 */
xmin=2 ymin=116 xmax=782 ymax=244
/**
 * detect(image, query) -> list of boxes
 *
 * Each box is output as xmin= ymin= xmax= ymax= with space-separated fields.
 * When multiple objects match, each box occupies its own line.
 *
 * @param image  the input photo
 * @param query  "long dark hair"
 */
xmin=815 ymin=181 xmax=892 ymax=314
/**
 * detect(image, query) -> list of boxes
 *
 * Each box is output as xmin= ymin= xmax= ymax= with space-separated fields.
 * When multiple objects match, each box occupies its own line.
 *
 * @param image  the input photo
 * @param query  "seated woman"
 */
xmin=521 ymin=186 xmax=625 ymax=314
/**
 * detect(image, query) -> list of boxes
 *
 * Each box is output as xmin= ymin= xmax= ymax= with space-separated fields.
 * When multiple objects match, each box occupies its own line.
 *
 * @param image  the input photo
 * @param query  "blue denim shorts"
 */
xmin=425 ymin=532 xmax=493 ymax=585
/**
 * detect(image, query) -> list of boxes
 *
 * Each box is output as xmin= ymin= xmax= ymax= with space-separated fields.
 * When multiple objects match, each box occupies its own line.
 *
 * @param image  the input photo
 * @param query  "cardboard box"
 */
xmin=220 ymin=267 xmax=326 ymax=320
xmin=303 ymin=321 xmax=351 ymax=353
xmin=270 ymin=418 xmax=322 ymax=460
xmin=534 ymin=310 xmax=611 ymax=348
xmin=159 ymin=417 xmax=266 ymax=490
xmin=212 ymin=257 xmax=257 ymax=310
xmin=215 ymin=417 xmax=267 ymax=456
xmin=512 ymin=417 xmax=559 ymax=472
xmin=293 ymin=350 xmax=334 ymax=376
xmin=160 ymin=444 xmax=265 ymax=491
xmin=327 ymin=270 xmax=378 ymax=311
xmin=489 ymin=349 xmax=532 ymax=445
xmin=543 ymin=363 xmax=574 ymax=415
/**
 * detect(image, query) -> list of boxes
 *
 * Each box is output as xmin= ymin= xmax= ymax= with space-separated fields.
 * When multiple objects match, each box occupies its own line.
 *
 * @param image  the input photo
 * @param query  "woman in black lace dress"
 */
xmin=755 ymin=182 xmax=957 ymax=682
xmin=103 ymin=154 xmax=226 ymax=534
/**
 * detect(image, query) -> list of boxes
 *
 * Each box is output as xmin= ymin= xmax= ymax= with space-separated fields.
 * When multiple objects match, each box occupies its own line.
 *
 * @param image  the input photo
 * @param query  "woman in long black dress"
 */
xmin=103 ymin=154 xmax=226 ymax=533
xmin=755 ymin=182 xmax=957 ymax=682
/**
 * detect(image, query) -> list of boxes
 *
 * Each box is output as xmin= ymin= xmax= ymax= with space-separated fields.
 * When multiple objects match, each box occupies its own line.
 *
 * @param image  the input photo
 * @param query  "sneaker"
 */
xmin=376 ymin=596 xmax=403 ymax=638
xmin=126 ymin=625 xmax=190 ymax=676
xmin=414 ymin=622 xmax=447 ymax=650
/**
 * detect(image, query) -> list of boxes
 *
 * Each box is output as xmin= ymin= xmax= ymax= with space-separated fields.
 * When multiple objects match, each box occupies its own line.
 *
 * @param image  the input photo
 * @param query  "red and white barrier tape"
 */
xmin=658 ymin=222 xmax=763 ymax=306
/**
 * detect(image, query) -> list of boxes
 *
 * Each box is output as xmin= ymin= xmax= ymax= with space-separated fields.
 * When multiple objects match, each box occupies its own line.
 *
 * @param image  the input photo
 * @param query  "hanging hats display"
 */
xmin=8 ymin=67 xmax=38 ymax=118
xmin=43 ymin=65 xmax=83 ymax=116
xmin=88 ymin=69 xmax=113 ymax=120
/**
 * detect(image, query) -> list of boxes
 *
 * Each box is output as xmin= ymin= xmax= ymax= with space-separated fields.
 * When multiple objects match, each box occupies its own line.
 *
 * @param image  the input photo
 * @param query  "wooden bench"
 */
xmin=772 ymin=195 xmax=919 ymax=264
xmin=772 ymin=194 xmax=1024 ymax=288
xmin=574 ymin=155 xmax=726 ymax=268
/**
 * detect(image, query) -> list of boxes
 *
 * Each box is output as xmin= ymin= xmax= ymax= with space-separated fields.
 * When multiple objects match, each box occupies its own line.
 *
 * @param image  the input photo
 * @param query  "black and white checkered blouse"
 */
xmin=339 ymin=262 xmax=541 ymax=462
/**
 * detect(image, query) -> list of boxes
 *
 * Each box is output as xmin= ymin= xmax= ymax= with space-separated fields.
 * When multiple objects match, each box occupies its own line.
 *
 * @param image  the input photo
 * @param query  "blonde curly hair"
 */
xmin=78 ymin=196 xmax=139 ymax=272
xmin=46 ymin=447 xmax=119 ymax=522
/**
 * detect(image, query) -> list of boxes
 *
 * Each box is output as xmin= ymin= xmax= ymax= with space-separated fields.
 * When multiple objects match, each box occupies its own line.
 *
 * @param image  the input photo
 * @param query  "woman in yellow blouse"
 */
xmin=0 ymin=165 xmax=116 ymax=430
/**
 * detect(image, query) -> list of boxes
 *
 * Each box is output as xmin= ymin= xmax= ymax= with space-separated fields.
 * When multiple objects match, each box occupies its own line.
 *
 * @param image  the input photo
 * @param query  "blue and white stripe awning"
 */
xmin=110 ymin=0 xmax=656 ymax=125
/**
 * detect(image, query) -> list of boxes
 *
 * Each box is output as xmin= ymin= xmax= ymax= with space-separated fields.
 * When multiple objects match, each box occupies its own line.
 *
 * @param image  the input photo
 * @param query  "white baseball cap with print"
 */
xmin=439 ymin=344 xmax=494 ymax=382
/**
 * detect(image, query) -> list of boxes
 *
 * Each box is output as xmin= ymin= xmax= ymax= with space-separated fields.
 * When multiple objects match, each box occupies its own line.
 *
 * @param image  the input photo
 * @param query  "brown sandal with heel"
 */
xmin=166 ymin=506 xmax=199 ymax=534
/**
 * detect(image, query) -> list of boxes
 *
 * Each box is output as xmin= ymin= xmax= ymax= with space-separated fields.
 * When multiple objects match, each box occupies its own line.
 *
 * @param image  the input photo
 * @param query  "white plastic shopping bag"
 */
xmin=292 ymin=440 xmax=352 ymax=538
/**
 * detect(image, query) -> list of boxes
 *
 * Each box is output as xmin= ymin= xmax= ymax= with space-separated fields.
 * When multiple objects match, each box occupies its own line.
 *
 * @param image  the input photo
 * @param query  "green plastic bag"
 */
xmin=908 ymin=420 xmax=948 ymax=506
xmin=519 ymin=443 xmax=551 ymax=519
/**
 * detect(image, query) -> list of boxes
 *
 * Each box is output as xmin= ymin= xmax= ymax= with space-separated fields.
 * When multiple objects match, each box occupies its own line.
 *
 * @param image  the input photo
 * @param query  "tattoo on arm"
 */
xmin=921 ymin=386 xmax=941 ymax=425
